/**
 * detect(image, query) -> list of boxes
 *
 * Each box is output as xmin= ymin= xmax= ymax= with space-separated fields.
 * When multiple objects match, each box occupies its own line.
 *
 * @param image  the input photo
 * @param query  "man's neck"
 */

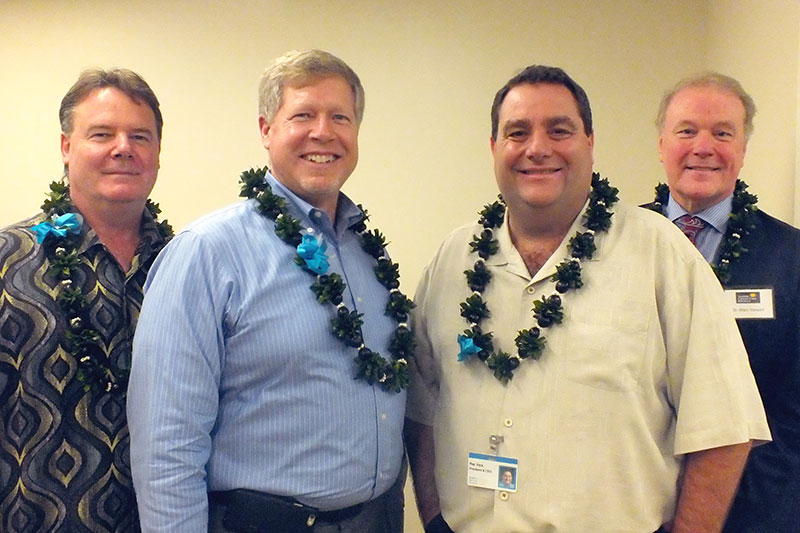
xmin=74 ymin=199 xmax=144 ymax=271
xmin=507 ymin=205 xmax=581 ymax=277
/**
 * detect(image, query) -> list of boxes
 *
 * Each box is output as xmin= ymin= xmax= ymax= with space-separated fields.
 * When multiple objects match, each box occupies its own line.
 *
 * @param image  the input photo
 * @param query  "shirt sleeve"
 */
xmin=406 ymin=259 xmax=440 ymax=426
xmin=127 ymin=230 xmax=233 ymax=532
xmin=659 ymin=249 xmax=771 ymax=455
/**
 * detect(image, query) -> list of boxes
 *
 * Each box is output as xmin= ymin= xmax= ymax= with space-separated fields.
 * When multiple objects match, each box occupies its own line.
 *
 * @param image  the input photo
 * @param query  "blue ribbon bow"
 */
xmin=30 ymin=213 xmax=82 ymax=244
xmin=296 ymin=234 xmax=330 ymax=275
xmin=457 ymin=334 xmax=482 ymax=362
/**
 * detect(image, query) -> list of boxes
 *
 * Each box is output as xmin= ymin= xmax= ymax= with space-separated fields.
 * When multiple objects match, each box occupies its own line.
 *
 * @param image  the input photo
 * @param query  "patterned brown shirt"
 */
xmin=0 ymin=206 xmax=167 ymax=532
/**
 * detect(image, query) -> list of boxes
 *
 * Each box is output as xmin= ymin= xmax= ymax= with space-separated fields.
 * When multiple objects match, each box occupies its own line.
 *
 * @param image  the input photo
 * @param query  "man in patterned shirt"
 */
xmin=0 ymin=68 xmax=170 ymax=532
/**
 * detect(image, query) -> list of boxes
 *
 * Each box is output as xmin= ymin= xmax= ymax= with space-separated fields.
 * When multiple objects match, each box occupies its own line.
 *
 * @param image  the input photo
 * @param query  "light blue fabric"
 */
xmin=128 ymin=173 xmax=406 ymax=532
xmin=666 ymin=193 xmax=732 ymax=263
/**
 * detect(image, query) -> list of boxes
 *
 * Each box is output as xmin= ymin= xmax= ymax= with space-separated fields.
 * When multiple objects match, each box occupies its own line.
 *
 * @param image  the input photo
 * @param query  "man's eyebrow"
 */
xmin=546 ymin=116 xmax=578 ymax=129
xmin=502 ymin=118 xmax=530 ymax=132
xmin=712 ymin=120 xmax=738 ymax=132
xmin=671 ymin=119 xmax=738 ymax=132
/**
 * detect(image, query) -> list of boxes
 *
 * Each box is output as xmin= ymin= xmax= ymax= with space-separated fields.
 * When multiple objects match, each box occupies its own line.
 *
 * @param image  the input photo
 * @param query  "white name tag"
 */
xmin=725 ymin=288 xmax=774 ymax=319
xmin=467 ymin=452 xmax=518 ymax=492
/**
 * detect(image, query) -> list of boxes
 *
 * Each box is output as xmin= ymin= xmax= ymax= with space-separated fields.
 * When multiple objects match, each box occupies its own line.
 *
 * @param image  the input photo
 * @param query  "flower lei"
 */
xmin=646 ymin=179 xmax=758 ymax=284
xmin=458 ymin=172 xmax=619 ymax=383
xmin=238 ymin=167 xmax=413 ymax=392
xmin=31 ymin=180 xmax=173 ymax=395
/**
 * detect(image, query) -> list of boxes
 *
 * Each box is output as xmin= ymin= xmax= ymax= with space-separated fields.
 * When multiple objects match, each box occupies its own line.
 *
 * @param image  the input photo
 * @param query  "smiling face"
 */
xmin=502 ymin=470 xmax=514 ymax=485
xmin=259 ymin=75 xmax=359 ymax=219
xmin=490 ymin=83 xmax=594 ymax=225
xmin=61 ymin=87 xmax=160 ymax=213
xmin=658 ymin=85 xmax=747 ymax=213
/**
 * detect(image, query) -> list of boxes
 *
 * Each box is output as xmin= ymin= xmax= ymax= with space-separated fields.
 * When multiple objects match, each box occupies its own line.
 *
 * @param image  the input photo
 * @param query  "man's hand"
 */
xmin=425 ymin=512 xmax=455 ymax=533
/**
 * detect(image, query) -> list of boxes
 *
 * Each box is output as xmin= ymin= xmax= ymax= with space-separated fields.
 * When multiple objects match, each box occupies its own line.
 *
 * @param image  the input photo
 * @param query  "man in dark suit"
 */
xmin=645 ymin=72 xmax=800 ymax=532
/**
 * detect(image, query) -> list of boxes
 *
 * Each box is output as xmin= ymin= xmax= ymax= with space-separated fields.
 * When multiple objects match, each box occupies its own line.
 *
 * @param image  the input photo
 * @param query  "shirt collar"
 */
xmin=666 ymin=193 xmax=732 ymax=234
xmin=491 ymin=198 xmax=593 ymax=284
xmin=44 ymin=202 xmax=169 ymax=275
xmin=266 ymin=172 xmax=364 ymax=239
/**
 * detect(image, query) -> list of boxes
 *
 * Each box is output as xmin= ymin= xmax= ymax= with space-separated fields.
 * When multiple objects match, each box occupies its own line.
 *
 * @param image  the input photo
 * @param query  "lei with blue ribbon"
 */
xmin=239 ymin=166 xmax=414 ymax=392
xmin=31 ymin=180 xmax=173 ymax=395
xmin=646 ymin=180 xmax=758 ymax=284
xmin=458 ymin=173 xmax=618 ymax=383
xmin=296 ymin=234 xmax=330 ymax=275
xmin=30 ymin=213 xmax=82 ymax=243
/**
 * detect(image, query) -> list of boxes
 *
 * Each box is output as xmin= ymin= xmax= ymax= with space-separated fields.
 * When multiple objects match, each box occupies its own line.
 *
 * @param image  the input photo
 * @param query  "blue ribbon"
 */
xmin=30 ymin=213 xmax=82 ymax=244
xmin=297 ymin=234 xmax=330 ymax=275
xmin=457 ymin=334 xmax=482 ymax=362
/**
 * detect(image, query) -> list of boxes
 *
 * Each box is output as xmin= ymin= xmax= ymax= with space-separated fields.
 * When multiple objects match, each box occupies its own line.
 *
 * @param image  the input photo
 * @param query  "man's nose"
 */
xmin=112 ymin=134 xmax=134 ymax=158
xmin=692 ymin=130 xmax=715 ymax=157
xmin=310 ymin=116 xmax=335 ymax=141
xmin=525 ymin=131 xmax=551 ymax=160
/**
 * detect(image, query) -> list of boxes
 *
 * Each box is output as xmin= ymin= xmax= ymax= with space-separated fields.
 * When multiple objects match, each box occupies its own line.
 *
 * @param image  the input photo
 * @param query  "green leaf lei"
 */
xmin=460 ymin=172 xmax=619 ymax=383
xmin=646 ymin=179 xmax=758 ymax=284
xmin=37 ymin=180 xmax=173 ymax=395
xmin=239 ymin=167 xmax=413 ymax=393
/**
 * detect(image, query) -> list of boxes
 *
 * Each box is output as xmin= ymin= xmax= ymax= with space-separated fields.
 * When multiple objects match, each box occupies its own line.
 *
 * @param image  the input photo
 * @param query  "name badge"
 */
xmin=724 ymin=288 xmax=774 ymax=319
xmin=467 ymin=452 xmax=518 ymax=492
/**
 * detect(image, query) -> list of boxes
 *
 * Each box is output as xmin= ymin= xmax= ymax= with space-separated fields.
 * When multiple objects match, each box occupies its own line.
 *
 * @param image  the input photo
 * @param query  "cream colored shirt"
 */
xmin=407 ymin=202 xmax=770 ymax=533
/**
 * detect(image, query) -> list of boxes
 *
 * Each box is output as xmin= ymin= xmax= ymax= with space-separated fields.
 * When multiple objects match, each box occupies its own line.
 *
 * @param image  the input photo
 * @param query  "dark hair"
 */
xmin=60 ymin=68 xmax=163 ymax=140
xmin=491 ymin=65 xmax=592 ymax=140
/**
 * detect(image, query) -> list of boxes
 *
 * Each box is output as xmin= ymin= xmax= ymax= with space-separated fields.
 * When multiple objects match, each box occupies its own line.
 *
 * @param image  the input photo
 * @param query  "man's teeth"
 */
xmin=522 ymin=168 xmax=558 ymax=174
xmin=303 ymin=154 xmax=336 ymax=163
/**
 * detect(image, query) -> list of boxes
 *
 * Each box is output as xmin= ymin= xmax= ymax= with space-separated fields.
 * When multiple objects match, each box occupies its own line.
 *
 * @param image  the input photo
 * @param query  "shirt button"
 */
xmin=526 ymin=287 xmax=535 ymax=294
xmin=314 ymin=212 xmax=322 ymax=218
xmin=357 ymin=296 xmax=363 ymax=303
xmin=504 ymin=418 xmax=513 ymax=428
xmin=381 ymin=413 xmax=387 ymax=420
xmin=499 ymin=491 xmax=509 ymax=501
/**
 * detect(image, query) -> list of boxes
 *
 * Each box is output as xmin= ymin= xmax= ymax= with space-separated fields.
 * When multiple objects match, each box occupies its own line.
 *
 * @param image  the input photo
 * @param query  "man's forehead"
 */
xmin=499 ymin=83 xmax=582 ymax=128
xmin=72 ymin=87 xmax=157 ymax=131
xmin=502 ymin=83 xmax=579 ymax=113
xmin=668 ymin=85 xmax=746 ymax=118
xmin=75 ymin=87 xmax=149 ymax=115
xmin=283 ymin=74 xmax=351 ymax=96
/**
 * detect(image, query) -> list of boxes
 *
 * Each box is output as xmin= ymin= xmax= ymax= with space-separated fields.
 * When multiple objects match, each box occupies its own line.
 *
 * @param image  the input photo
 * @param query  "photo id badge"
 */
xmin=467 ymin=452 xmax=518 ymax=492
xmin=724 ymin=288 xmax=774 ymax=319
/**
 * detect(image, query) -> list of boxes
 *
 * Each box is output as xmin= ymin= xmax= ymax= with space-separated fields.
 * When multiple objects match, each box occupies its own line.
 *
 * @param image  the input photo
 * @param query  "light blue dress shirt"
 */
xmin=666 ymin=193 xmax=732 ymax=263
xmin=128 ymin=173 xmax=406 ymax=532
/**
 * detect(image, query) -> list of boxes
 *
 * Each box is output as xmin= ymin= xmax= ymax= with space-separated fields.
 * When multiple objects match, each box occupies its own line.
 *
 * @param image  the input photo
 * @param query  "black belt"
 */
xmin=209 ymin=489 xmax=364 ymax=531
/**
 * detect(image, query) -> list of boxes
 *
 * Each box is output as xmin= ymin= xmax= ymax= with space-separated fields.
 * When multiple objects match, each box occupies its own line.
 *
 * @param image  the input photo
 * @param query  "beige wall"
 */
xmin=0 ymin=1 xmax=797 ymax=531
xmin=705 ymin=0 xmax=799 ymax=222
xmin=1 ymin=0 xmax=712 ymax=289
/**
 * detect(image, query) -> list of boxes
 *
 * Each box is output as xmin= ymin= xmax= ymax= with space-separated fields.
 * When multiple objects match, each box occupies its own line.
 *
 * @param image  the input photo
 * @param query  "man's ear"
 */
xmin=258 ymin=116 xmax=271 ymax=150
xmin=61 ymin=132 xmax=71 ymax=164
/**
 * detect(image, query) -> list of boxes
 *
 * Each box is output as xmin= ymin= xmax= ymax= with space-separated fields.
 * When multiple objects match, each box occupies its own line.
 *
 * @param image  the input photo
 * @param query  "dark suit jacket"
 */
xmin=643 ymin=204 xmax=800 ymax=532
xmin=722 ymin=209 xmax=800 ymax=533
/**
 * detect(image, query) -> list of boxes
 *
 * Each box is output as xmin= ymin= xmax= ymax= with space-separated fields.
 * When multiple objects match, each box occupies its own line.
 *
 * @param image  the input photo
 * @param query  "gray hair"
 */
xmin=258 ymin=49 xmax=364 ymax=125
xmin=655 ymin=72 xmax=756 ymax=139
xmin=60 ymin=68 xmax=163 ymax=140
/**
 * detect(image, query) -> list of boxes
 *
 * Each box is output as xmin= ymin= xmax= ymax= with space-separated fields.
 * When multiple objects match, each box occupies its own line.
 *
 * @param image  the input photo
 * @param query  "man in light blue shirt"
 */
xmin=128 ymin=49 xmax=410 ymax=533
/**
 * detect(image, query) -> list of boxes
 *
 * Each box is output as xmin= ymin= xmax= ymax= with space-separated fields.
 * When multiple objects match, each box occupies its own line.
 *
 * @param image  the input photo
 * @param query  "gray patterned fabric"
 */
xmin=0 ymin=206 xmax=167 ymax=532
